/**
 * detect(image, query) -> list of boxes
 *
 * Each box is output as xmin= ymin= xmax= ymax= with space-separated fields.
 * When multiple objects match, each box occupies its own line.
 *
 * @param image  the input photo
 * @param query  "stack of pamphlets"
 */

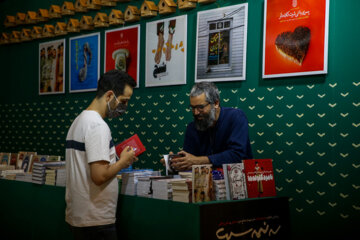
xmin=152 ymin=178 xmax=182 ymax=200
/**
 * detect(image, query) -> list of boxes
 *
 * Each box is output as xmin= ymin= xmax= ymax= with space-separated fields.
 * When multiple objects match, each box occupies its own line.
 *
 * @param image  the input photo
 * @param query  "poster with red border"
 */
xmin=262 ymin=0 xmax=329 ymax=78
xmin=105 ymin=25 xmax=140 ymax=87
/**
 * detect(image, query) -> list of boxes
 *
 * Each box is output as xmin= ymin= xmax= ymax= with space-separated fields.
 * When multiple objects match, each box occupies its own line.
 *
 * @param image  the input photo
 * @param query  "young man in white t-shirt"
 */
xmin=65 ymin=70 xmax=138 ymax=240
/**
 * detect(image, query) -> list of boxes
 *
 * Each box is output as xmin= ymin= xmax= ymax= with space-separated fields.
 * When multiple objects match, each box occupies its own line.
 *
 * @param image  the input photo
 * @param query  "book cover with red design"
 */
xmin=115 ymin=134 xmax=145 ymax=157
xmin=262 ymin=0 xmax=329 ymax=78
xmin=242 ymin=159 xmax=276 ymax=198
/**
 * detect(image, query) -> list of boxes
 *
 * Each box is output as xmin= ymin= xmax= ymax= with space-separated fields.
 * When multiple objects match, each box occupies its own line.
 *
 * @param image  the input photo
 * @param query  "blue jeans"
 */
xmin=69 ymin=223 xmax=117 ymax=240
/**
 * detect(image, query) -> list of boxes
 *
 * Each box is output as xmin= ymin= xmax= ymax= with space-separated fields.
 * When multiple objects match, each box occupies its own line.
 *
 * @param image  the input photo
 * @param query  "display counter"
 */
xmin=0 ymin=179 xmax=290 ymax=240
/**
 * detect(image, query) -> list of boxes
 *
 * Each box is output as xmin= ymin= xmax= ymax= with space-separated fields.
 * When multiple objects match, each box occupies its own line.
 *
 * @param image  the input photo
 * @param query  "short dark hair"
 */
xmin=96 ymin=70 xmax=136 ymax=98
xmin=190 ymin=82 xmax=220 ymax=104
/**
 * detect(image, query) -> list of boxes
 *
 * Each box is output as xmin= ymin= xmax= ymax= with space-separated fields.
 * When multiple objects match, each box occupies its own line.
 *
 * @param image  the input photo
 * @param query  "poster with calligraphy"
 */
xmin=262 ymin=0 xmax=329 ymax=78
xmin=145 ymin=15 xmax=187 ymax=87
xmin=195 ymin=3 xmax=248 ymax=82
xmin=105 ymin=25 xmax=140 ymax=88
xmin=39 ymin=39 xmax=65 ymax=95
xmin=69 ymin=32 xmax=100 ymax=93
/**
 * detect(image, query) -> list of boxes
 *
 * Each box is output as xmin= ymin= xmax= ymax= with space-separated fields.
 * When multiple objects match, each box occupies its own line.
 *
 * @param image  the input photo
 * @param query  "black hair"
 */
xmin=96 ymin=70 xmax=136 ymax=98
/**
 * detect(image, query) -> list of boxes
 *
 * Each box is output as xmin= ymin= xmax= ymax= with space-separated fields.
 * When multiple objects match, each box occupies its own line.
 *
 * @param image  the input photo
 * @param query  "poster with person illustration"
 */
xmin=69 ymin=32 xmax=100 ymax=93
xmin=39 ymin=39 xmax=65 ymax=95
xmin=145 ymin=15 xmax=187 ymax=87
xmin=195 ymin=3 xmax=248 ymax=82
xmin=105 ymin=25 xmax=140 ymax=87
xmin=262 ymin=0 xmax=329 ymax=78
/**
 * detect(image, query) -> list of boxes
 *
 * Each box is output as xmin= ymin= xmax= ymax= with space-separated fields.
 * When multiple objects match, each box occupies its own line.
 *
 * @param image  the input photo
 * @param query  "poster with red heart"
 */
xmin=262 ymin=0 xmax=329 ymax=78
xmin=105 ymin=25 xmax=140 ymax=87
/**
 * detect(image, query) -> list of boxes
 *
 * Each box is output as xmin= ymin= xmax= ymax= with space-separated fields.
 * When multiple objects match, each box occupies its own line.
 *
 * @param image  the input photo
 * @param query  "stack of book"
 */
xmin=32 ymin=161 xmax=66 ymax=185
xmin=136 ymin=177 xmax=152 ymax=198
xmin=56 ymin=168 xmax=66 ymax=187
xmin=179 ymin=171 xmax=192 ymax=179
xmin=0 ymin=168 xmax=22 ymax=180
xmin=152 ymin=178 xmax=182 ymax=200
xmin=121 ymin=170 xmax=158 ymax=196
xmin=45 ymin=169 xmax=56 ymax=185
xmin=15 ymin=172 xmax=33 ymax=183
xmin=0 ymin=165 xmax=15 ymax=171
xmin=171 ymin=179 xmax=192 ymax=203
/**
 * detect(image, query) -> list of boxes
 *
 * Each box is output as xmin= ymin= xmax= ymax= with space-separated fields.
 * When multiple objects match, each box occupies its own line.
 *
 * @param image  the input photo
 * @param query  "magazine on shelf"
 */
xmin=242 ymin=159 xmax=276 ymax=198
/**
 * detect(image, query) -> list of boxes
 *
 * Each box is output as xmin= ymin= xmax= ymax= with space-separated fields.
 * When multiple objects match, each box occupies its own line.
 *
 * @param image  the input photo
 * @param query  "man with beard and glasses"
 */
xmin=161 ymin=82 xmax=252 ymax=171
xmin=65 ymin=70 xmax=138 ymax=240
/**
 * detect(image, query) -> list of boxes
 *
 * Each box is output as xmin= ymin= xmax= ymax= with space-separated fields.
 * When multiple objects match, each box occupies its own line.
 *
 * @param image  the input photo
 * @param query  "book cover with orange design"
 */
xmin=262 ymin=0 xmax=329 ymax=78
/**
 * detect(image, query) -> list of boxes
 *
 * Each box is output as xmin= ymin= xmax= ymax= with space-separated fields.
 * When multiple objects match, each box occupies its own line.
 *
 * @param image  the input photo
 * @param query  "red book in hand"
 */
xmin=115 ymin=134 xmax=146 ymax=157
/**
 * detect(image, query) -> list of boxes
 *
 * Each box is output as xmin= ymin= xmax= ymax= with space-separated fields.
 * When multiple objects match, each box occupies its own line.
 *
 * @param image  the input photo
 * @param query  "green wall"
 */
xmin=0 ymin=0 xmax=359 ymax=239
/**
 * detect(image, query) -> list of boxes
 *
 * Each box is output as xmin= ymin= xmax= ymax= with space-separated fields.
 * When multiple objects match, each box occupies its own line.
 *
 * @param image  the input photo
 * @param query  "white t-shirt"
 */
xmin=65 ymin=110 xmax=118 ymax=227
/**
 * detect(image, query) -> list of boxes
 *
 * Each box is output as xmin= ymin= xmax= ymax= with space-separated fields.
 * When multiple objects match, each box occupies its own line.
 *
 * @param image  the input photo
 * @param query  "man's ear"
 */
xmin=104 ymin=90 xmax=114 ymax=102
xmin=214 ymin=100 xmax=220 ymax=108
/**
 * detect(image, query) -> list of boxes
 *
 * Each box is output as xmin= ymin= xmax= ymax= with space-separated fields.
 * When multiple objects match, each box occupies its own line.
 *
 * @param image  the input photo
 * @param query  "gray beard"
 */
xmin=194 ymin=107 xmax=216 ymax=131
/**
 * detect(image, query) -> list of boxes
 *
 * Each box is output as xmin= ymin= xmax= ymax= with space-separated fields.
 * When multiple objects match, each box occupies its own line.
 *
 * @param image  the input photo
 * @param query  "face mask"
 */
xmin=107 ymin=93 xmax=127 ymax=118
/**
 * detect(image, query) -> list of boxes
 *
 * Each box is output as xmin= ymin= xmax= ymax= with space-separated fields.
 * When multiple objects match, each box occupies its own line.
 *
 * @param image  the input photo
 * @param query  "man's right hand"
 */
xmin=160 ymin=151 xmax=174 ymax=167
xmin=120 ymin=146 xmax=137 ymax=168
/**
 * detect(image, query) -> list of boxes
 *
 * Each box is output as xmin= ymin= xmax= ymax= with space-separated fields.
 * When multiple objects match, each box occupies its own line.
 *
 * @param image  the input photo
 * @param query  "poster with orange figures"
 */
xmin=105 ymin=25 xmax=140 ymax=87
xmin=262 ymin=0 xmax=329 ymax=78
xmin=145 ymin=15 xmax=187 ymax=87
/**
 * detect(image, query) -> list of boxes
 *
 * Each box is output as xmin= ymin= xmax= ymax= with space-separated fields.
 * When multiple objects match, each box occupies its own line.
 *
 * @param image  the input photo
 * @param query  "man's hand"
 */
xmin=170 ymin=150 xmax=210 ymax=171
xmin=119 ymin=146 xmax=138 ymax=168
xmin=160 ymin=151 xmax=174 ymax=167
xmin=90 ymin=146 xmax=138 ymax=186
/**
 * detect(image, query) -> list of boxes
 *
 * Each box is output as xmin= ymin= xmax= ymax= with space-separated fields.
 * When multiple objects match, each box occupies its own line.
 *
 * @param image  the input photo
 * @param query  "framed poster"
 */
xmin=145 ymin=15 xmax=187 ymax=87
xmin=69 ymin=32 xmax=100 ymax=93
xmin=105 ymin=25 xmax=140 ymax=87
xmin=39 ymin=39 xmax=65 ymax=95
xmin=195 ymin=3 xmax=248 ymax=82
xmin=262 ymin=0 xmax=329 ymax=78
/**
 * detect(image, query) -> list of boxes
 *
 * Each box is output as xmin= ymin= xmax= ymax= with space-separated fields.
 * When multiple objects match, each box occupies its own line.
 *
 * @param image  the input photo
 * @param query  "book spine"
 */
xmin=222 ymin=164 xmax=231 ymax=200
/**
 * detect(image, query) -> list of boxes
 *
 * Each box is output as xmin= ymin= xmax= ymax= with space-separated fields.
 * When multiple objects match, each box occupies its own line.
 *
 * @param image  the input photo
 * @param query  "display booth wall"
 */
xmin=0 ymin=0 xmax=359 ymax=239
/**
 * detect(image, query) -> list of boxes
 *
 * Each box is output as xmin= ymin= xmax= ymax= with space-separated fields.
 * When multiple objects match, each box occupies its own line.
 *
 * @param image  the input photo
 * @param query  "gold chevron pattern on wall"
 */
xmin=1 ymin=81 xmax=359 ymax=224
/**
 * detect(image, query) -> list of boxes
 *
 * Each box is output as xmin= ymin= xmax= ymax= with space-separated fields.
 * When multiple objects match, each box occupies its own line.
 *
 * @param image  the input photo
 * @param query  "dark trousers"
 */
xmin=69 ymin=223 xmax=117 ymax=240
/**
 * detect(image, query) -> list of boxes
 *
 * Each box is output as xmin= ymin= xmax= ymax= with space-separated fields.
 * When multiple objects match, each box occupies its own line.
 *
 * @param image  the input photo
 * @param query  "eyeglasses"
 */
xmin=189 ymin=102 xmax=210 ymax=112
